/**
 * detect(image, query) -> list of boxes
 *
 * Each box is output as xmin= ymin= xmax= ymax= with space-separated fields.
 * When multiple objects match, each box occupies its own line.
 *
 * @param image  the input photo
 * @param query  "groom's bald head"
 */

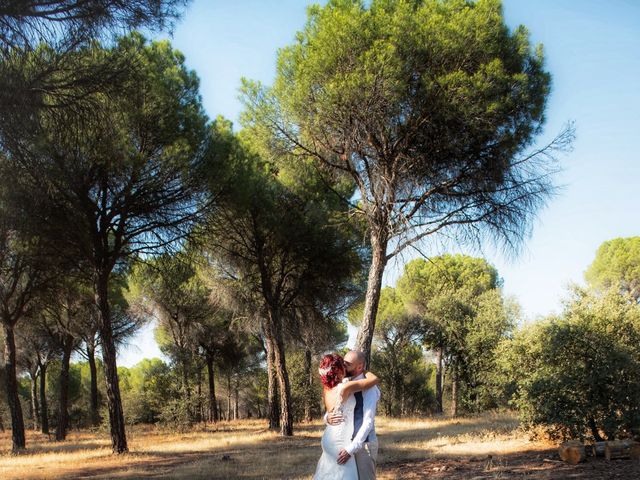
xmin=344 ymin=350 xmax=365 ymax=377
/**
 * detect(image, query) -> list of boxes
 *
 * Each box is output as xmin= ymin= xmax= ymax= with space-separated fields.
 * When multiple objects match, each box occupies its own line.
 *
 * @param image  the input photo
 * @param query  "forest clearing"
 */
xmin=2 ymin=413 xmax=639 ymax=479
xmin=2 ymin=1 xmax=639 ymax=479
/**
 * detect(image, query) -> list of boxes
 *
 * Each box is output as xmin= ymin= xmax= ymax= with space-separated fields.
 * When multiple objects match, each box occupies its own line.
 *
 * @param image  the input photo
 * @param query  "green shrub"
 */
xmin=158 ymin=397 xmax=200 ymax=431
xmin=499 ymin=288 xmax=640 ymax=441
xmin=372 ymin=343 xmax=436 ymax=416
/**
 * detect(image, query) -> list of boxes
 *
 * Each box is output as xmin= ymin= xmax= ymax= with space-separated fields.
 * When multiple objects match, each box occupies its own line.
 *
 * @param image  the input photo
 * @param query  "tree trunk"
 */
xmin=182 ymin=357 xmax=191 ymax=404
xmin=267 ymin=309 xmax=293 ymax=436
xmin=435 ymin=347 xmax=444 ymax=415
xmin=206 ymin=354 xmax=218 ymax=422
xmin=55 ymin=341 xmax=73 ymax=441
xmin=265 ymin=335 xmax=280 ymax=430
xmin=96 ymin=273 xmax=128 ymax=454
xmin=303 ymin=347 xmax=313 ymax=422
xmin=451 ymin=363 xmax=459 ymax=417
xmin=390 ymin=346 xmax=399 ymax=416
xmin=234 ymin=375 xmax=239 ymax=420
xmin=355 ymin=232 xmax=388 ymax=368
xmin=196 ymin=366 xmax=203 ymax=423
xmin=2 ymin=322 xmax=26 ymax=451
xmin=87 ymin=342 xmax=100 ymax=427
xmin=226 ymin=371 xmax=232 ymax=420
xmin=589 ymin=416 xmax=604 ymax=442
xmin=30 ymin=372 xmax=40 ymax=431
xmin=40 ymin=361 xmax=49 ymax=434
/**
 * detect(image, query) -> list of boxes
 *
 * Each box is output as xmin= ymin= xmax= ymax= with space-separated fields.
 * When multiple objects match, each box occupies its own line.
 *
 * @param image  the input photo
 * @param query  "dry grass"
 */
xmin=0 ymin=412 xmax=552 ymax=479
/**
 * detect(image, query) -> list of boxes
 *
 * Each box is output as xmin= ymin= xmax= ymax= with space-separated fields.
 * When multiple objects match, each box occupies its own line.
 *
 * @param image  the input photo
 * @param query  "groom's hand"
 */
xmin=337 ymin=449 xmax=351 ymax=465
xmin=326 ymin=411 xmax=344 ymax=426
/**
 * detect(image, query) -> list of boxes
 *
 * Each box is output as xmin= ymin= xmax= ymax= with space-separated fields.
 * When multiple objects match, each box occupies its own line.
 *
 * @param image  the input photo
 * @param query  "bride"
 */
xmin=313 ymin=353 xmax=380 ymax=480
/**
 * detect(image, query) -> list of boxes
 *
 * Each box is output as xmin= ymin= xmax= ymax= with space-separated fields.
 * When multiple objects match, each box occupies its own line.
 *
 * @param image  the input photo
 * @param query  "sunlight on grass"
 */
xmin=0 ymin=412 xmax=551 ymax=479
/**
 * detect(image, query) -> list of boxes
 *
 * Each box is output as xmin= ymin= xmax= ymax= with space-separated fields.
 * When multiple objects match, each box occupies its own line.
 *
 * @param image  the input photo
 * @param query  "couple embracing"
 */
xmin=313 ymin=350 xmax=381 ymax=480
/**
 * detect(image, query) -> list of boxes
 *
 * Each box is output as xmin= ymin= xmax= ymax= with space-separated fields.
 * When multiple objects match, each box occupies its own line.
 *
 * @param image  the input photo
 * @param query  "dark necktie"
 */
xmin=352 ymin=391 xmax=370 ymax=441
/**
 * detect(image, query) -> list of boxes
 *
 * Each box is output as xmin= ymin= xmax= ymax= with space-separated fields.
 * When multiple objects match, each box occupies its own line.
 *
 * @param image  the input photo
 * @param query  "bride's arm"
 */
xmin=342 ymin=372 xmax=379 ymax=397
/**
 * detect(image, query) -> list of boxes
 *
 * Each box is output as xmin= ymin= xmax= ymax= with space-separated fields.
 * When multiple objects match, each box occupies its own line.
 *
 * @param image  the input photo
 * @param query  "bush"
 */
xmin=287 ymin=350 xmax=322 ymax=422
xmin=119 ymin=358 xmax=174 ymax=425
xmin=158 ymin=397 xmax=200 ymax=431
xmin=372 ymin=343 xmax=436 ymax=416
xmin=499 ymin=288 xmax=640 ymax=441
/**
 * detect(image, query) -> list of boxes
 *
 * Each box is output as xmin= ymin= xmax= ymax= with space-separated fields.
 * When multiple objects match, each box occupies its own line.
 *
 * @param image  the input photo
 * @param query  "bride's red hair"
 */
xmin=318 ymin=353 xmax=345 ymax=389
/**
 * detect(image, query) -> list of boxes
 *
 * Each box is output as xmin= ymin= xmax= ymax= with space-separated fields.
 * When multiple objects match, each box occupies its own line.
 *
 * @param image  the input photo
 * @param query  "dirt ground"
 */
xmin=3 ymin=416 xmax=640 ymax=479
xmin=382 ymin=449 xmax=640 ymax=479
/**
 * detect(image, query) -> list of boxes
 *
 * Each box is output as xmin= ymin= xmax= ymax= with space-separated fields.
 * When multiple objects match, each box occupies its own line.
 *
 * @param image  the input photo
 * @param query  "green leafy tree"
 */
xmin=585 ymin=237 xmax=640 ymax=302
xmin=16 ymin=325 xmax=42 ymax=432
xmin=241 ymin=0 xmax=573 ymax=365
xmin=242 ymin=366 xmax=269 ymax=420
xmin=203 ymin=122 xmax=365 ymax=436
xmin=0 ymin=0 xmax=190 ymax=137
xmin=0 ymin=8 xmax=192 ymax=439
xmin=40 ymin=281 xmax=88 ymax=440
xmin=500 ymin=287 xmax=640 ymax=441
xmin=189 ymin=274 xmax=255 ymax=425
xmin=200 ymin=251 xmax=283 ymax=429
xmin=119 ymin=358 xmax=173 ymax=425
xmin=74 ymin=358 xmax=105 ymax=427
xmin=351 ymin=287 xmax=433 ymax=416
xmin=397 ymin=254 xmax=514 ymax=415
xmin=216 ymin=335 xmax=263 ymax=422
xmin=287 ymin=308 xmax=349 ymax=422
xmin=287 ymin=349 xmax=322 ymax=422
xmin=0 ymin=1 xmax=188 ymax=51
xmin=131 ymin=251 xmax=254 ymax=425
xmin=0 ymin=194 xmax=56 ymax=451
xmin=7 ymin=34 xmax=210 ymax=453
xmin=286 ymin=240 xmax=361 ymax=422
xmin=192 ymin=305 xmax=236 ymax=424
xmin=461 ymin=289 xmax=520 ymax=411
xmin=130 ymin=252 xmax=211 ymax=412
xmin=372 ymin=344 xmax=435 ymax=417
xmin=75 ymin=272 xmax=143 ymax=428
xmin=44 ymin=358 xmax=83 ymax=432
xmin=15 ymin=313 xmax=57 ymax=434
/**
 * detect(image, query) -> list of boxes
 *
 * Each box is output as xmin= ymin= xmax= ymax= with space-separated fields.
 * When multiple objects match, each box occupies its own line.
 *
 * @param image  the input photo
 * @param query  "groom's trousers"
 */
xmin=354 ymin=439 xmax=378 ymax=480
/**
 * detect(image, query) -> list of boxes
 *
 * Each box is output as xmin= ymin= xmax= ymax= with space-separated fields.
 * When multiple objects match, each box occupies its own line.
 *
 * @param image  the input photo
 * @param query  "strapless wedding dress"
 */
xmin=313 ymin=383 xmax=358 ymax=480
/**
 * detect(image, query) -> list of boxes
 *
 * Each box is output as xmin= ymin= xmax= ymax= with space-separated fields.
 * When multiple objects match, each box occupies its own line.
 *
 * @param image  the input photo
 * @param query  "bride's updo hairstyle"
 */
xmin=318 ymin=353 xmax=345 ymax=388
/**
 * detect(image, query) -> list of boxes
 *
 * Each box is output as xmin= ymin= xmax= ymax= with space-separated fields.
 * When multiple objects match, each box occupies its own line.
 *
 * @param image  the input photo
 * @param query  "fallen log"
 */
xmin=632 ymin=443 xmax=640 ymax=461
xmin=559 ymin=441 xmax=586 ymax=465
xmin=590 ymin=441 xmax=607 ymax=457
xmin=605 ymin=440 xmax=640 ymax=461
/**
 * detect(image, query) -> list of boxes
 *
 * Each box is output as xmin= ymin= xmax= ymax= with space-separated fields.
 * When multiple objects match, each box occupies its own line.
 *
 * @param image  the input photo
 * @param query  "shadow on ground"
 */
xmin=382 ymin=450 xmax=640 ymax=480
xmin=3 ymin=419 xmax=640 ymax=479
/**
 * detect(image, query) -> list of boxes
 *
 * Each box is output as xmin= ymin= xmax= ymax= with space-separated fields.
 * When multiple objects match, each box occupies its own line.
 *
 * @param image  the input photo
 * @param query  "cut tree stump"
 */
xmin=559 ymin=441 xmax=586 ymax=465
xmin=605 ymin=440 xmax=640 ymax=461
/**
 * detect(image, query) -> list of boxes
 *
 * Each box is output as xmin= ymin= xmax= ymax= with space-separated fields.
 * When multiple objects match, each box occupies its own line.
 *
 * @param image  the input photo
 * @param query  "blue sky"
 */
xmin=119 ymin=0 xmax=640 ymax=367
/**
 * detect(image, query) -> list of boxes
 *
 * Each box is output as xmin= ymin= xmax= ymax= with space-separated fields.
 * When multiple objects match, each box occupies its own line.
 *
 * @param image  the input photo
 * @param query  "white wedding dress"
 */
xmin=313 ymin=382 xmax=358 ymax=480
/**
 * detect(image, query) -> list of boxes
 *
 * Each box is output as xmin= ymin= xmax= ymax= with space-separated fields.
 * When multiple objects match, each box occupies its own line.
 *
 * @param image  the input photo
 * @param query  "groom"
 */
xmin=327 ymin=350 xmax=380 ymax=480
